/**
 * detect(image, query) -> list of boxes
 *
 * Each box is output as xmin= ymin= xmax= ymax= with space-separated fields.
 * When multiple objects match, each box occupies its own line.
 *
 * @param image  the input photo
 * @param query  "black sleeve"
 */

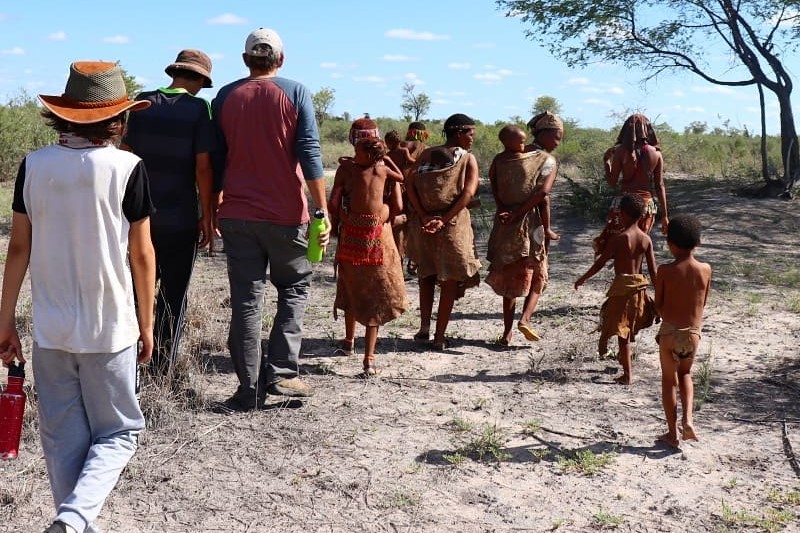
xmin=122 ymin=160 xmax=155 ymax=223
xmin=12 ymin=159 xmax=27 ymax=214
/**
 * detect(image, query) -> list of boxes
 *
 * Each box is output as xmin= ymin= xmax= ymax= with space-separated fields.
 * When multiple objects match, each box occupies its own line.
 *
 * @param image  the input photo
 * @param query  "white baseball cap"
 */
xmin=244 ymin=28 xmax=283 ymax=56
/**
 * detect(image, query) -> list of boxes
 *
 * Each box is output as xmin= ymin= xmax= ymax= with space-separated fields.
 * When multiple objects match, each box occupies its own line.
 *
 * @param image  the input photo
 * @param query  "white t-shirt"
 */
xmin=19 ymin=144 xmax=150 ymax=353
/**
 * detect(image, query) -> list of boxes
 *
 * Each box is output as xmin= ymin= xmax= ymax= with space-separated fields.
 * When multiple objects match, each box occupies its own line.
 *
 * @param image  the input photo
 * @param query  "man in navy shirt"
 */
xmin=122 ymin=49 xmax=217 ymax=379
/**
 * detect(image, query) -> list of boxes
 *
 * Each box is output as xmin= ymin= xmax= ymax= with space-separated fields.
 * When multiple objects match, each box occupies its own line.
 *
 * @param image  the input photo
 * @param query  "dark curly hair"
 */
xmin=619 ymin=192 xmax=646 ymax=221
xmin=667 ymin=214 xmax=702 ymax=249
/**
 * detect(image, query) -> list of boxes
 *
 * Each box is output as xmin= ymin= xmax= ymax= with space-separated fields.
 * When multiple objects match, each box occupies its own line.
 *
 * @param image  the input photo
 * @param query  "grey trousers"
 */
xmin=219 ymin=218 xmax=311 ymax=405
xmin=33 ymin=343 xmax=144 ymax=533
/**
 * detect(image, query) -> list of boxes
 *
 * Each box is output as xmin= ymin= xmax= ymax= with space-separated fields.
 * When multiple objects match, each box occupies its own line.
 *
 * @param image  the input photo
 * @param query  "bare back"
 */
xmin=609 ymin=224 xmax=656 ymax=277
xmin=335 ymin=158 xmax=401 ymax=222
xmin=655 ymin=256 xmax=711 ymax=328
xmin=610 ymin=144 xmax=663 ymax=196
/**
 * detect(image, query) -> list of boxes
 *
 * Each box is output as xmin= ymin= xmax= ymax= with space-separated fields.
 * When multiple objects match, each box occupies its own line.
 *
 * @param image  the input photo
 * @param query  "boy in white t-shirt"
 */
xmin=0 ymin=61 xmax=156 ymax=533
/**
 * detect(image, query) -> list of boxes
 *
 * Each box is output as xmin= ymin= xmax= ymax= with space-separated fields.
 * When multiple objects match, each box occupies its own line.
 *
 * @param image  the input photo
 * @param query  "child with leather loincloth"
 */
xmin=574 ymin=193 xmax=657 ymax=385
xmin=329 ymin=118 xmax=408 ymax=376
xmin=654 ymin=215 xmax=711 ymax=448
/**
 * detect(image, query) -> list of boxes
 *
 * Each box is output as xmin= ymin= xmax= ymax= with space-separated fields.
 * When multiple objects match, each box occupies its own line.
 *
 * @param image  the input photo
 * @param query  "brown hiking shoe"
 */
xmin=267 ymin=377 xmax=314 ymax=397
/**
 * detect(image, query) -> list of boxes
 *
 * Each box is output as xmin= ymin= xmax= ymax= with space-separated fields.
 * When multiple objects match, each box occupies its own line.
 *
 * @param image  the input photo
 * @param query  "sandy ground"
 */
xmin=2 ymin=175 xmax=800 ymax=533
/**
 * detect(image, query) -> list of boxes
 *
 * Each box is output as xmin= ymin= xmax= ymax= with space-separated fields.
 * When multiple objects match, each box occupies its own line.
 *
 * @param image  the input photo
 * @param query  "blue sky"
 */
xmin=0 ymin=1 xmax=796 ymax=134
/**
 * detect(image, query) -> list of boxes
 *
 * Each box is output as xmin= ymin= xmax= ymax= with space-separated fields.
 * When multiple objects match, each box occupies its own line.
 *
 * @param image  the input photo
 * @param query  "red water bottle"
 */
xmin=0 ymin=362 xmax=26 ymax=460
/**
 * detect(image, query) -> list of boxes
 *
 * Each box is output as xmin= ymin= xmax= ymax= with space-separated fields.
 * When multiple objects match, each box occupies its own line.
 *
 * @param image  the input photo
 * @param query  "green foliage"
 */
xmin=117 ymin=64 xmax=143 ymax=97
xmin=720 ymin=500 xmax=796 ymax=532
xmin=400 ymin=83 xmax=431 ymax=122
xmin=557 ymin=449 xmax=616 ymax=475
xmin=532 ymin=95 xmax=562 ymax=117
xmin=592 ymin=509 xmax=623 ymax=529
xmin=0 ymin=88 xmax=785 ymax=193
xmin=0 ymin=91 xmax=55 ymax=182
xmin=496 ymin=0 xmax=798 ymax=180
xmin=312 ymin=87 xmax=336 ymax=126
xmin=449 ymin=423 xmax=511 ymax=463
xmin=0 ymin=184 xmax=14 ymax=221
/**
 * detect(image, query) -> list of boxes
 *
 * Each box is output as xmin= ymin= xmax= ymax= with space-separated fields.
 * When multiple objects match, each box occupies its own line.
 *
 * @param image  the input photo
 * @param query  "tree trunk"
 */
xmin=758 ymin=83 xmax=769 ymax=183
xmin=776 ymin=89 xmax=800 ymax=195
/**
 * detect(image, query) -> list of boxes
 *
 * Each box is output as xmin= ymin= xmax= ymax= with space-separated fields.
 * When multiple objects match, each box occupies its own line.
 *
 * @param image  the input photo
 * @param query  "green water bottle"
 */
xmin=307 ymin=208 xmax=327 ymax=263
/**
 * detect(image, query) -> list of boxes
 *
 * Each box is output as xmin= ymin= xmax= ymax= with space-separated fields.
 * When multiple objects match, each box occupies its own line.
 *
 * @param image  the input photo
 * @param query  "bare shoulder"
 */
xmin=656 ymin=259 xmax=677 ymax=278
xmin=695 ymin=259 xmax=712 ymax=278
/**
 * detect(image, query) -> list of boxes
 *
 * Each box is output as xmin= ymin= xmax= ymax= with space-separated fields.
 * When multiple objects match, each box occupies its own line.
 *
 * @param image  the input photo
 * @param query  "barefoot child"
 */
xmin=574 ymin=193 xmax=657 ymax=384
xmin=485 ymin=124 xmax=560 ymax=345
xmin=384 ymin=130 xmax=417 ymax=270
xmin=329 ymin=118 xmax=408 ymax=375
xmin=654 ymin=215 xmax=711 ymax=448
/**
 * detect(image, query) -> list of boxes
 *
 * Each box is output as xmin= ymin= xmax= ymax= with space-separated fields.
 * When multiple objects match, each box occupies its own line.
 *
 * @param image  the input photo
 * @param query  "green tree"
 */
xmin=497 ymin=0 xmax=800 ymax=193
xmin=401 ymin=83 xmax=431 ymax=122
xmin=117 ymin=63 xmax=143 ymax=97
xmin=312 ymin=87 xmax=336 ymax=126
xmin=532 ymin=95 xmax=562 ymax=117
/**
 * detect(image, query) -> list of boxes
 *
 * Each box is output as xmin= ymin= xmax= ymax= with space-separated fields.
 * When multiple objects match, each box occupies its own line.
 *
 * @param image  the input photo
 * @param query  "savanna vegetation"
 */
xmin=0 ymin=90 xmax=785 ymax=224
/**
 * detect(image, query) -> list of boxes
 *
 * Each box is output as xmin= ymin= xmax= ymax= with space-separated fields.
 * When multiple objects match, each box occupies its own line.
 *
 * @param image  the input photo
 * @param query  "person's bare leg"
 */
xmin=432 ymin=280 xmax=458 ymax=348
xmin=336 ymin=313 xmax=356 ymax=355
xmin=416 ymin=275 xmax=435 ymax=341
xmin=615 ymin=336 xmax=632 ymax=384
xmin=678 ymin=352 xmax=698 ymax=441
xmin=658 ymin=344 xmax=680 ymax=448
xmin=363 ymin=325 xmax=379 ymax=376
xmin=517 ymin=287 xmax=542 ymax=341
xmin=501 ymin=296 xmax=516 ymax=344
xmin=519 ymin=288 xmax=541 ymax=325
xmin=540 ymin=196 xmax=559 ymax=241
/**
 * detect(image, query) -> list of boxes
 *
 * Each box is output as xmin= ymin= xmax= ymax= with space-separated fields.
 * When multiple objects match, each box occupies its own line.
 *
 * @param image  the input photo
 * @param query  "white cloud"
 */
xmin=382 ymin=54 xmax=417 ymax=62
xmin=404 ymin=73 xmax=424 ymax=83
xmin=579 ymin=85 xmax=623 ymax=95
xmin=448 ymin=62 xmax=471 ymax=70
xmin=103 ymin=35 xmax=129 ymax=44
xmin=385 ymin=28 xmax=448 ymax=41
xmin=568 ymin=77 xmax=590 ymax=85
xmin=474 ymin=72 xmax=502 ymax=81
xmin=353 ymin=75 xmax=386 ymax=83
xmin=330 ymin=72 xmax=343 ymax=79
xmin=584 ymin=97 xmax=612 ymax=106
xmin=691 ymin=85 xmax=735 ymax=95
xmin=209 ymin=53 xmax=224 ymax=61
xmin=672 ymin=89 xmax=686 ymax=97
xmin=433 ymin=98 xmax=451 ymax=105
xmin=48 ymin=31 xmax=66 ymax=41
xmin=496 ymin=68 xmax=513 ymax=76
xmin=320 ymin=62 xmax=338 ymax=69
xmin=208 ymin=13 xmax=248 ymax=25
xmin=673 ymin=104 xmax=705 ymax=113
xmin=1 ymin=46 xmax=24 ymax=55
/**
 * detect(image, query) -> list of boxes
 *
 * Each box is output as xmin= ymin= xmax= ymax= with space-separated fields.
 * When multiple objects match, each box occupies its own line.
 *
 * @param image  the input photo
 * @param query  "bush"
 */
xmin=0 ymin=91 xmax=55 ymax=181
